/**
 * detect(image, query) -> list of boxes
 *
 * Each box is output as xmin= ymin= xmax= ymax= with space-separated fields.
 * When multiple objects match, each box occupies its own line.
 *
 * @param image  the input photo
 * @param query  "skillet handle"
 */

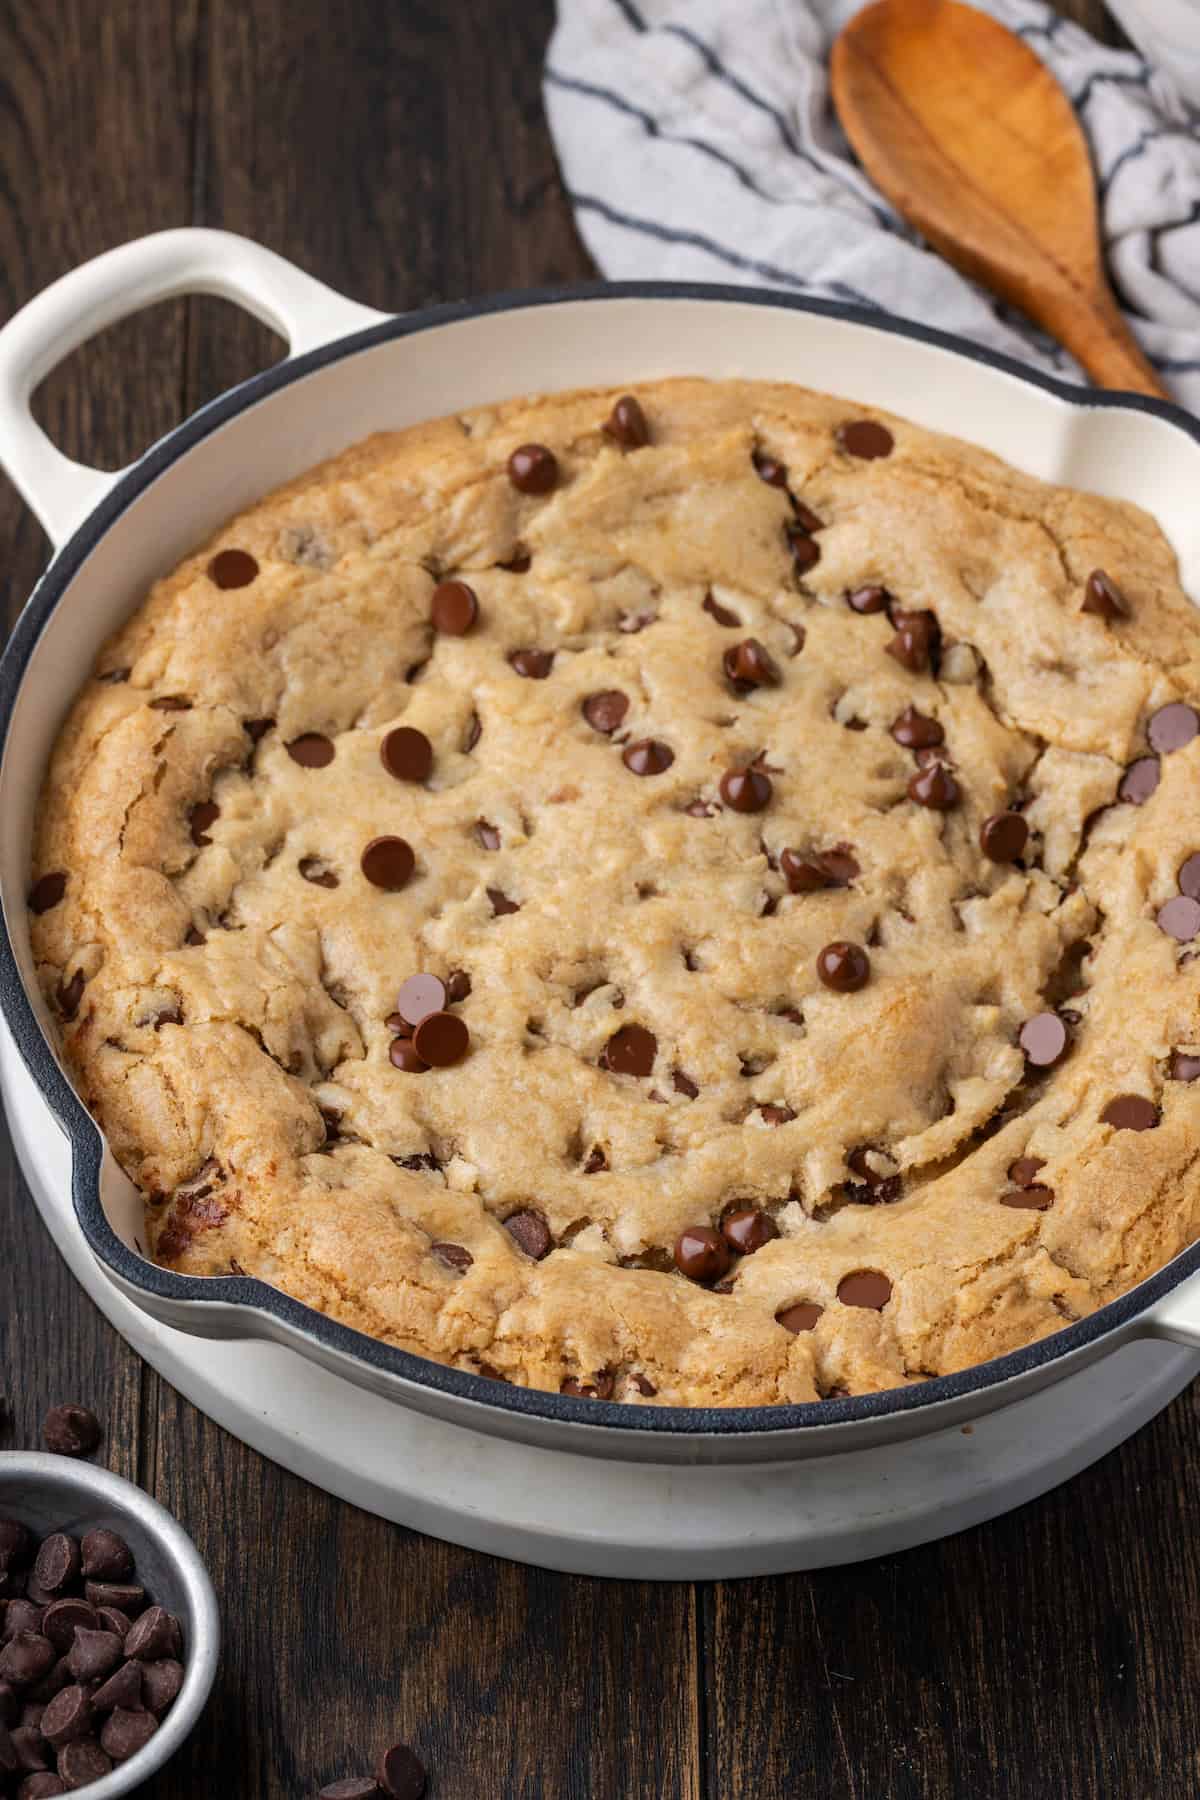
xmin=0 ymin=228 xmax=389 ymax=549
xmin=1139 ymin=1268 xmax=1200 ymax=1350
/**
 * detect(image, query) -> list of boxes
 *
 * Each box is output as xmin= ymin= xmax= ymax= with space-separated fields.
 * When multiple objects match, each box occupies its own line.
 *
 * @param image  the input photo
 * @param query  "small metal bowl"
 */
xmin=0 ymin=1453 xmax=218 ymax=1796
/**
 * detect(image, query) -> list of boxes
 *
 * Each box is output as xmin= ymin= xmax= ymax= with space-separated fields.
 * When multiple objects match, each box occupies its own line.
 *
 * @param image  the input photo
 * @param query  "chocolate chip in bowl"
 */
xmin=0 ymin=1454 xmax=217 ymax=1797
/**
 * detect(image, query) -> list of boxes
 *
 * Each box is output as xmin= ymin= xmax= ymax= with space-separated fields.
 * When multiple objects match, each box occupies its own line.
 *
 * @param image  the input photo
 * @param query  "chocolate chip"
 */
xmin=31 ymin=1542 xmax=77 ymax=1601
xmin=1000 ymin=1185 xmax=1054 ymax=1210
xmin=320 ymin=1782 xmax=382 ymax=1800
xmin=891 ymin=706 xmax=943 ymax=749
xmin=28 ymin=874 xmax=67 ymax=915
xmin=673 ymin=1226 xmax=731 ymax=1283
xmin=845 ymin=1147 xmax=901 ymax=1205
xmin=90 ymin=1660 xmax=143 ymax=1715
xmin=721 ymin=1208 xmax=779 ymax=1255
xmin=838 ymin=1269 xmax=892 ymax=1308
xmin=56 ymin=972 xmax=84 ymax=1023
xmin=1148 ymin=702 xmax=1199 ymax=754
xmin=703 ymin=593 xmax=740 ymax=627
xmin=1101 ymin=1094 xmax=1159 ymax=1131
xmin=752 ymin=449 xmax=787 ymax=486
xmin=139 ymin=1659 xmax=182 ymax=1717
xmin=0 ymin=1637 xmax=55 ymax=1689
xmin=431 ymin=1242 xmax=473 ymax=1274
xmin=207 ymin=548 xmax=258 ymax=588
xmin=720 ymin=767 xmax=772 ymax=813
xmin=887 ymin=608 xmax=939 ymax=673
xmin=94 ymin=1608 xmax=131 ymax=1641
xmin=0 ymin=1688 xmax=15 ymax=1729
xmin=412 ymin=1011 xmax=469 ymax=1067
xmin=99 ymin=1707 xmax=157 ymax=1764
xmin=287 ymin=733 xmax=336 ymax=768
xmin=184 ymin=926 xmax=205 ymax=946
xmin=487 ymin=887 xmax=520 ymax=916
xmin=380 ymin=726 xmax=432 ymax=783
xmin=361 ymin=837 xmax=415 ymax=891
xmin=149 ymin=696 xmax=191 ymax=712
xmin=509 ymin=648 xmax=554 ymax=679
xmin=603 ymin=1024 xmax=657 ymax=1076
xmin=561 ymin=1373 xmax=615 ymax=1399
xmin=785 ymin=524 xmax=820 ymax=572
xmin=123 ymin=1607 xmax=173 ymax=1663
xmin=10 ymin=1724 xmax=48 ymax=1772
xmin=623 ymin=739 xmax=674 ymax=776
xmin=780 ymin=847 xmax=859 ymax=892
xmin=1113 ymin=767 xmax=1160 ymax=823
xmin=777 ymin=1301 xmax=823 ymax=1334
xmin=583 ymin=1147 xmax=608 ymax=1173
xmin=463 ymin=712 xmax=482 ymax=753
xmin=816 ymin=942 xmax=870 ymax=992
xmin=793 ymin=499 xmax=824 ymax=534
xmin=1082 ymin=568 xmax=1127 ymax=620
xmin=396 ymin=974 xmax=446 ymax=1026
xmin=37 ymin=1606 xmax=93 ymax=1658
xmin=1019 ymin=1011 xmax=1068 ymax=1066
xmin=618 ymin=609 xmax=656 ymax=633
xmin=377 ymin=1742 xmax=427 ymax=1800
xmin=1169 ymin=1051 xmax=1200 ymax=1081
xmin=96 ymin=667 xmax=130 ymax=685
xmin=908 ymin=762 xmax=960 ymax=810
xmin=1179 ymin=853 xmax=1200 ymax=900
xmin=186 ymin=801 xmax=219 ymax=849
xmin=604 ymin=394 xmax=650 ymax=448
xmin=1008 ymin=1155 xmax=1046 ymax=1188
xmin=39 ymin=1687 xmax=92 ymax=1748
xmin=445 ymin=970 xmax=471 ymax=1004
xmin=582 ymin=691 xmax=629 ymax=734
xmin=4 ymin=1607 xmax=44 ymax=1645
xmin=1158 ymin=895 xmax=1200 ymax=941
xmin=430 ymin=579 xmax=478 ymax=636
xmin=672 ymin=1070 xmax=699 ymax=1098
xmin=723 ymin=639 xmax=780 ymax=689
xmin=507 ymin=444 xmax=558 ymax=495
xmin=759 ymin=1104 xmax=795 ymax=1126
xmin=299 ymin=857 xmax=339 ymax=889
xmin=980 ymin=812 xmax=1028 ymax=863
xmin=503 ymin=1209 xmax=552 ymax=1262
xmin=837 ymin=420 xmax=894 ymax=459
xmin=845 ymin=584 xmax=892 ymax=614
xmin=82 ymin=1585 xmax=143 ymax=1616
xmin=56 ymin=1738 xmax=111 ymax=1787
xmin=685 ymin=800 xmax=716 ymax=818
xmin=65 ymin=1631 xmax=121 ymax=1684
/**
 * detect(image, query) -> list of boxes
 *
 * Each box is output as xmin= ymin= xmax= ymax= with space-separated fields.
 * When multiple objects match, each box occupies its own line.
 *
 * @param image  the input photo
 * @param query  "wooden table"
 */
xmin=5 ymin=3 xmax=1196 ymax=1795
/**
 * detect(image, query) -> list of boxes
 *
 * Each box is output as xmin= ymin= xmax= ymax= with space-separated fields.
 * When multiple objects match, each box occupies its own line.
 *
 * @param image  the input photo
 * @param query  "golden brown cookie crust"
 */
xmin=28 ymin=377 xmax=1200 ymax=1407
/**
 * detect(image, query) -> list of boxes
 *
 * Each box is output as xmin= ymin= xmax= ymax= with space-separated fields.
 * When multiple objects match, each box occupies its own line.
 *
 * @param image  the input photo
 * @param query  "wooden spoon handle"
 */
xmin=1049 ymin=290 xmax=1170 ymax=400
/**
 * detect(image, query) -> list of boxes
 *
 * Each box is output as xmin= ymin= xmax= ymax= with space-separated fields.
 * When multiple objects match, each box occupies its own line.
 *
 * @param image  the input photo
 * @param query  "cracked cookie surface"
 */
xmin=29 ymin=377 xmax=1200 ymax=1406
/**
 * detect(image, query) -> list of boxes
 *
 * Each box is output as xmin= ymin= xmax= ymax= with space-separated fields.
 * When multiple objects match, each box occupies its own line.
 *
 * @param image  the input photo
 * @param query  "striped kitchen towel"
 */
xmin=545 ymin=0 xmax=1200 ymax=409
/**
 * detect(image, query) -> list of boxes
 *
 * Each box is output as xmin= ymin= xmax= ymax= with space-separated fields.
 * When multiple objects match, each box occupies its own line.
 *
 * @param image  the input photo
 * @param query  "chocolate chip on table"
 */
xmin=776 ymin=1301 xmax=823 ymax=1333
xmin=82 ymin=1584 xmax=143 ymax=1616
xmin=430 ymin=578 xmax=478 ymax=636
xmin=674 ymin=1226 xmax=731 ymax=1283
xmin=723 ymin=638 xmax=780 ymax=689
xmin=39 ymin=1686 xmax=92 ymax=1748
xmin=816 ymin=942 xmax=870 ymax=992
xmin=837 ymin=419 xmax=894 ymax=459
xmin=90 ymin=1659 xmax=143 ymax=1715
xmin=396 ymin=973 xmax=447 ymax=1026
xmin=56 ymin=1738 xmax=111 ymax=1787
xmin=838 ymin=1269 xmax=893 ymax=1308
xmin=1118 ymin=755 xmax=1160 ymax=805
xmin=908 ymin=761 xmax=960 ymax=810
xmin=719 ymin=767 xmax=773 ymax=813
xmin=980 ymin=811 xmax=1028 ymax=863
xmin=320 ymin=1781 xmax=382 ymax=1800
xmin=287 ymin=732 xmax=336 ymax=769
xmin=411 ymin=1010 xmax=470 ymax=1068
xmin=377 ymin=1742 xmax=427 ymax=1800
xmin=431 ymin=1242 xmax=473 ymax=1274
xmin=780 ymin=847 xmax=859 ymax=892
xmin=139 ymin=1658 xmax=183 ymax=1717
xmin=1000 ymin=1184 xmax=1055 ymax=1210
xmin=703 ymin=593 xmax=740 ymax=627
xmin=622 ymin=739 xmax=674 ymax=776
xmin=582 ymin=690 xmax=629 ymax=734
xmin=1157 ymin=895 xmax=1200 ymax=941
xmin=207 ymin=548 xmax=258 ymax=588
xmin=380 ymin=725 xmax=433 ymax=783
xmin=752 ymin=449 xmax=787 ymax=486
xmin=1101 ymin=1094 xmax=1159 ymax=1131
xmin=1169 ymin=1051 xmax=1200 ymax=1082
xmin=99 ymin=1706 xmax=157 ymax=1764
xmin=890 ymin=706 xmax=943 ymax=750
xmin=28 ymin=874 xmax=67 ymax=915
xmin=887 ymin=608 xmax=939 ymax=672
xmin=0 ymin=1636 xmax=55 ymax=1688
xmin=845 ymin=584 xmax=892 ymax=614
xmin=1019 ymin=1011 xmax=1068 ymax=1067
xmin=504 ymin=1211 xmax=552 ymax=1260
xmin=509 ymin=648 xmax=554 ymax=679
xmin=785 ymin=522 xmax=820 ymax=572
xmin=360 ymin=836 xmax=415 ymax=891
xmin=604 ymin=394 xmax=650 ymax=448
xmin=487 ymin=887 xmax=520 ymax=916
xmin=507 ymin=443 xmax=558 ymax=494
xmin=603 ymin=1024 xmax=657 ymax=1076
xmin=1081 ymin=568 xmax=1127 ymax=620
xmin=721 ymin=1208 xmax=779 ymax=1255
xmin=1147 ymin=701 xmax=1199 ymax=754
xmin=31 ymin=1541 xmax=78 ymax=1600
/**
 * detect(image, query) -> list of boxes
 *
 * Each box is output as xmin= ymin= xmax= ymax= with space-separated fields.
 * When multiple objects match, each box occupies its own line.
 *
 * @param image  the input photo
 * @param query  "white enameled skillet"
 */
xmin=2 ymin=227 xmax=1200 ymax=1471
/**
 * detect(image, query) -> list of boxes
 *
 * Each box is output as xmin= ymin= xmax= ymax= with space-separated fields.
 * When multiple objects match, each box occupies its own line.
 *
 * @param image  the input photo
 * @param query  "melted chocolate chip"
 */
xmin=723 ymin=639 xmax=781 ymax=689
xmin=1082 ymin=568 xmax=1127 ymax=620
xmin=999 ymin=1185 xmax=1054 ymax=1210
xmin=672 ymin=1069 xmax=700 ymax=1098
xmin=908 ymin=762 xmax=960 ymax=810
xmin=752 ymin=449 xmax=787 ymax=486
xmin=361 ymin=837 xmax=415 ymax=891
xmin=793 ymin=500 xmax=825 ymax=534
xmin=891 ymin=706 xmax=943 ymax=750
xmin=837 ymin=1268 xmax=892 ymax=1308
xmin=759 ymin=1104 xmax=795 ymax=1126
xmin=445 ymin=970 xmax=472 ymax=1004
xmin=299 ymin=857 xmax=339 ymax=889
xmin=845 ymin=584 xmax=892 ymax=614
xmin=504 ymin=1210 xmax=552 ymax=1260
xmin=1008 ymin=1155 xmax=1046 ymax=1188
xmin=703 ymin=593 xmax=740 ymax=627
xmin=487 ymin=887 xmax=520 ymax=916
xmin=604 ymin=1024 xmax=657 ymax=1076
xmin=287 ymin=733 xmax=335 ymax=768
xmin=722 ymin=1207 xmax=779 ymax=1255
xmin=816 ymin=941 xmax=870 ymax=992
xmin=189 ymin=802 xmax=219 ymax=847
xmin=207 ymin=548 xmax=258 ymax=589
xmin=582 ymin=690 xmax=628 ymax=734
xmin=507 ymin=443 xmax=558 ymax=494
xmin=509 ymin=648 xmax=554 ymax=679
xmin=432 ymin=1242 xmax=473 ymax=1273
xmin=887 ymin=609 xmax=939 ymax=673
xmin=1148 ymin=702 xmax=1199 ymax=754
xmin=29 ymin=874 xmax=67 ymax=915
xmin=780 ymin=847 xmax=859 ymax=892
xmin=604 ymin=394 xmax=650 ymax=448
xmin=380 ymin=726 xmax=433 ymax=783
xmin=244 ymin=717 xmax=274 ymax=743
xmin=1019 ymin=1012 xmax=1068 ymax=1066
xmin=674 ymin=1226 xmax=730 ymax=1283
xmin=837 ymin=420 xmax=894 ymax=459
xmin=720 ymin=767 xmax=772 ymax=813
xmin=777 ymin=1301 xmax=823 ymax=1333
xmin=1119 ymin=756 xmax=1160 ymax=805
xmin=430 ymin=579 xmax=478 ymax=636
xmin=785 ymin=523 xmax=820 ymax=572
xmin=475 ymin=819 xmax=501 ymax=851
xmin=1100 ymin=1094 xmax=1159 ymax=1131
xmin=980 ymin=812 xmax=1029 ymax=863
xmin=1180 ymin=853 xmax=1200 ymax=898
xmin=1169 ymin=1050 xmax=1200 ymax=1081
xmin=463 ymin=713 xmax=482 ymax=753
xmin=57 ymin=971 xmax=85 ymax=1022
xmin=623 ymin=739 xmax=674 ymax=776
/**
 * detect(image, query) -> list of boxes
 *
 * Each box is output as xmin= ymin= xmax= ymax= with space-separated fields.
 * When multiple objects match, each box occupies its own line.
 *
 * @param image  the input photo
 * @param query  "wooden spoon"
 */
xmin=830 ymin=0 xmax=1169 ymax=397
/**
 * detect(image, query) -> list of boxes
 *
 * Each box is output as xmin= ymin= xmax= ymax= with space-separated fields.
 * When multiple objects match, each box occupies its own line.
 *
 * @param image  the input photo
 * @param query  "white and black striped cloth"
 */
xmin=545 ymin=0 xmax=1200 ymax=410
